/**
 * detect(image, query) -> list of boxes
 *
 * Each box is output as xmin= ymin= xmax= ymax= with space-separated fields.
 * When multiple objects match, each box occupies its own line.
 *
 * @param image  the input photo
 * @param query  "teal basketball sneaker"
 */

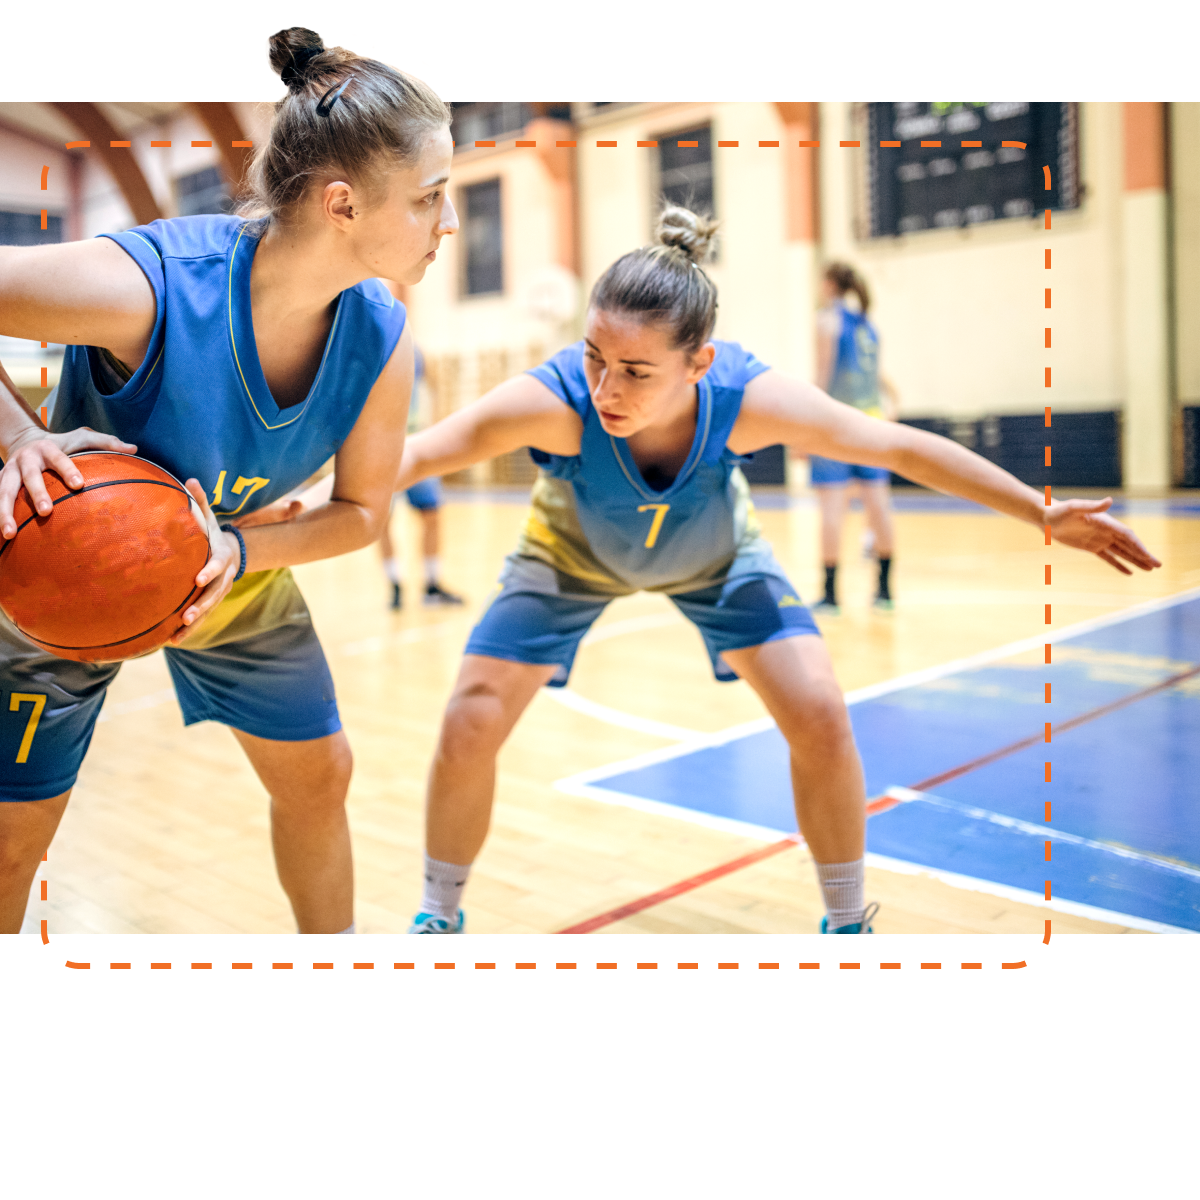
xmin=820 ymin=901 xmax=880 ymax=934
xmin=408 ymin=910 xmax=465 ymax=934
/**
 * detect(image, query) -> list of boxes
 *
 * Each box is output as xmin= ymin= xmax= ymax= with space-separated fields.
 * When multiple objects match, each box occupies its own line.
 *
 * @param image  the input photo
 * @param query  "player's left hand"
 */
xmin=169 ymin=478 xmax=243 ymax=644
xmin=1046 ymin=497 xmax=1162 ymax=575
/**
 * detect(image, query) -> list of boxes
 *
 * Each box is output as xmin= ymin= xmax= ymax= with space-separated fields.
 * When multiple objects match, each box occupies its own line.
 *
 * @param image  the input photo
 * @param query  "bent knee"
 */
xmin=438 ymin=687 xmax=513 ymax=757
xmin=781 ymin=689 xmax=855 ymax=750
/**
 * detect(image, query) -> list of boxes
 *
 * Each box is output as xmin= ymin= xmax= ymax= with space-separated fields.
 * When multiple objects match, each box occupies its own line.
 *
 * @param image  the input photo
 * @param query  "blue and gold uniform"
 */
xmin=808 ymin=302 xmax=890 ymax=486
xmin=464 ymin=340 xmax=818 ymax=685
xmin=0 ymin=215 xmax=406 ymax=800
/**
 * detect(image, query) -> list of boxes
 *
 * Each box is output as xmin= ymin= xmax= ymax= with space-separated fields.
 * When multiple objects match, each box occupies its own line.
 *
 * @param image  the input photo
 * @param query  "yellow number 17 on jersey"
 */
xmin=637 ymin=504 xmax=670 ymax=549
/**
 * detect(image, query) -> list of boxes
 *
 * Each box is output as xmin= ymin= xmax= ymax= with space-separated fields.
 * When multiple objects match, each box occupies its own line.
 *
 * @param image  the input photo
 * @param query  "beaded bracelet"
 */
xmin=219 ymin=524 xmax=247 ymax=582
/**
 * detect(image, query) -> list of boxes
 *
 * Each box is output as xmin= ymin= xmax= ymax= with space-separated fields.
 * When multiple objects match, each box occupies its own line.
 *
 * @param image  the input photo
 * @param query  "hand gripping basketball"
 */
xmin=168 ymin=480 xmax=245 ymax=645
xmin=0 ymin=426 xmax=138 ymax=539
xmin=1045 ymin=497 xmax=1162 ymax=576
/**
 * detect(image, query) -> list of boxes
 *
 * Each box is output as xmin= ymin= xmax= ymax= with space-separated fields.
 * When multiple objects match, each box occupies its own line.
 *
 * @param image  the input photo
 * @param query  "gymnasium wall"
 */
xmin=0 ymin=133 xmax=72 ymax=231
xmin=407 ymin=142 xmax=563 ymax=364
xmin=576 ymin=102 xmax=817 ymax=383
xmin=818 ymin=101 xmax=1124 ymax=420
xmin=1170 ymin=105 xmax=1200 ymax=404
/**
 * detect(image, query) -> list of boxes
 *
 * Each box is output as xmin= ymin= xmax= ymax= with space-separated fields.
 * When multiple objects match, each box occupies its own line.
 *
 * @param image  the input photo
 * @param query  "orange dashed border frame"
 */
xmin=62 ymin=957 xmax=1030 ymax=970
xmin=1044 ymin=164 xmax=1055 ymax=947
xmin=27 ymin=130 xmax=1051 ymax=966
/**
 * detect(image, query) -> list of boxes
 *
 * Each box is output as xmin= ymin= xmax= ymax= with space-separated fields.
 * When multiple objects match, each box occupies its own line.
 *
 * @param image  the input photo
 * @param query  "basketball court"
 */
xmin=2 ymin=98 xmax=1197 ymax=940
xmin=25 ymin=489 xmax=1198 ymax=936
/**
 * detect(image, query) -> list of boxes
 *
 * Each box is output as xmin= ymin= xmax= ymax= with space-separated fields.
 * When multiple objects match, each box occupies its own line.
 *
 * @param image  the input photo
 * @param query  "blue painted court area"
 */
xmin=581 ymin=593 xmax=1200 ymax=932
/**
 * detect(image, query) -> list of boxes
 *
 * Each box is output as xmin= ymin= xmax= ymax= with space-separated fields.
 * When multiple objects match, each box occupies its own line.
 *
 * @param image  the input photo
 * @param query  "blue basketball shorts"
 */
xmin=0 ymin=597 xmax=341 ymax=802
xmin=400 ymin=478 xmax=442 ymax=511
xmin=808 ymin=455 xmax=892 ymax=486
xmin=464 ymin=553 xmax=820 ymax=687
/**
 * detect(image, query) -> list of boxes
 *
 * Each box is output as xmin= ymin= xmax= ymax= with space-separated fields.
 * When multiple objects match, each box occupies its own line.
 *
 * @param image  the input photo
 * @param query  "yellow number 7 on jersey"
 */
xmin=10 ymin=693 xmax=46 ymax=764
xmin=637 ymin=503 xmax=670 ymax=549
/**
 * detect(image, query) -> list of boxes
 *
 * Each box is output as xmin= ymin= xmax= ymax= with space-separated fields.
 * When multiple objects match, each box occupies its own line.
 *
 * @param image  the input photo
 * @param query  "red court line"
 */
xmin=556 ymin=795 xmax=897 ymax=934
xmin=556 ymin=660 xmax=1200 ymax=933
xmin=556 ymin=835 xmax=803 ymax=932
xmin=910 ymin=661 xmax=1200 ymax=793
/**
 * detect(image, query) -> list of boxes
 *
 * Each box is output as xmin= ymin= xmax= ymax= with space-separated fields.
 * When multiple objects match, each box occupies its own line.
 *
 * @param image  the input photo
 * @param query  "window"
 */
xmin=656 ymin=125 xmax=715 ymax=217
xmin=0 ymin=211 xmax=63 ymax=245
xmin=450 ymin=103 xmax=534 ymax=149
xmin=866 ymin=103 xmax=1080 ymax=237
xmin=462 ymin=178 xmax=503 ymax=296
xmin=175 ymin=166 xmax=232 ymax=217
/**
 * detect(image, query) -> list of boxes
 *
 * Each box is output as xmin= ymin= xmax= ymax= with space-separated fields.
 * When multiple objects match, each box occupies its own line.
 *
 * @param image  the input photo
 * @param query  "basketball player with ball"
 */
xmin=0 ymin=29 xmax=456 ymax=934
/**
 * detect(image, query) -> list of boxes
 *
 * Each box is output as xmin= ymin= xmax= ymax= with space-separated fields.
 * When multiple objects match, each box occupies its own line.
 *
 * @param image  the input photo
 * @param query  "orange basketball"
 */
xmin=0 ymin=452 xmax=211 ymax=663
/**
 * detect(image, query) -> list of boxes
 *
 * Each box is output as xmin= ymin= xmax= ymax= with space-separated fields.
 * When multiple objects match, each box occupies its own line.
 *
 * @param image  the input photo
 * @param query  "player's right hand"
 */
xmin=170 ymin=478 xmax=243 ymax=645
xmin=0 ymin=426 xmax=138 ymax=538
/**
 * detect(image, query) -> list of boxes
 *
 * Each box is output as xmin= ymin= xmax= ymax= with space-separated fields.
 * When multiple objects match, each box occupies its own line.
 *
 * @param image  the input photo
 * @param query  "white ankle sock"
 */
xmin=424 ymin=556 xmax=440 ymax=585
xmin=337 ymin=922 xmax=355 ymax=934
xmin=382 ymin=557 xmax=400 ymax=584
xmin=421 ymin=853 xmax=471 ymax=918
xmin=815 ymin=859 xmax=865 ymax=929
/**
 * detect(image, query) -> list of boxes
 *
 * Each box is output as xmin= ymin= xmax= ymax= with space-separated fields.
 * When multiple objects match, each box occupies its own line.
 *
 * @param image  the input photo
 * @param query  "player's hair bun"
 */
xmin=655 ymin=204 xmax=720 ymax=264
xmin=270 ymin=27 xmax=329 ymax=90
xmin=590 ymin=203 xmax=720 ymax=353
xmin=247 ymin=29 xmax=451 ymax=223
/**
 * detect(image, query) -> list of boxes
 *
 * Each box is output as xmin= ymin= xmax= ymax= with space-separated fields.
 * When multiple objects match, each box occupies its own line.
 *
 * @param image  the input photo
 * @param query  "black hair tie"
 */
xmin=316 ymin=78 xmax=351 ymax=117
xmin=281 ymin=44 xmax=323 ymax=87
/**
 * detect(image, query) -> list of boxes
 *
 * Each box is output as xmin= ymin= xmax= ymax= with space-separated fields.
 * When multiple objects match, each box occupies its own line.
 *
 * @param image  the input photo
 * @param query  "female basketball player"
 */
xmin=808 ymin=262 xmax=899 ymax=614
xmin=290 ymin=204 xmax=1160 ymax=935
xmin=0 ymin=28 xmax=456 ymax=935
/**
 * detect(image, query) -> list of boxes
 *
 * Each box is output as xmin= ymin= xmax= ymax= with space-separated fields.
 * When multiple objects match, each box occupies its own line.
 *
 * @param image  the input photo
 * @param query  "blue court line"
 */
xmin=561 ymin=590 xmax=1200 ymax=932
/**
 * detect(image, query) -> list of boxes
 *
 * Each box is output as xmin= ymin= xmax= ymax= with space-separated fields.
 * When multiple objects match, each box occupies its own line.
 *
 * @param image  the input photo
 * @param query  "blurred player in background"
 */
xmin=377 ymin=335 xmax=464 ymax=609
xmin=807 ymin=262 xmax=900 ymax=613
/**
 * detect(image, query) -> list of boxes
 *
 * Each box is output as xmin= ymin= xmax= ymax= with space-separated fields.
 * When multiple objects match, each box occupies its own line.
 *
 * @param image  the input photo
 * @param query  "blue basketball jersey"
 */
xmin=48 ymin=215 xmax=407 ymax=519
xmin=826 ymin=303 xmax=881 ymax=415
xmin=520 ymin=340 xmax=774 ymax=594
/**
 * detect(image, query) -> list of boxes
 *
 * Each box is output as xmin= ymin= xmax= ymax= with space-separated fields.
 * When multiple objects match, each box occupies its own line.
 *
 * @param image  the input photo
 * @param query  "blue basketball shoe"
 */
xmin=408 ymin=910 xmax=465 ymax=934
xmin=819 ymin=902 xmax=879 ymax=934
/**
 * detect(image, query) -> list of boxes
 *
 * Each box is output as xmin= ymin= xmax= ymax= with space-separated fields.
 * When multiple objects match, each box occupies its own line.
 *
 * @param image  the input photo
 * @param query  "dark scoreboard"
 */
xmin=867 ymin=103 xmax=1079 ymax=238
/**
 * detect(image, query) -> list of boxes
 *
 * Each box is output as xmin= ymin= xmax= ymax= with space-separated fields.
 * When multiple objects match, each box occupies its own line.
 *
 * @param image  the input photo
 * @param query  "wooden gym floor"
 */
xmin=23 ymin=486 xmax=1200 ymax=936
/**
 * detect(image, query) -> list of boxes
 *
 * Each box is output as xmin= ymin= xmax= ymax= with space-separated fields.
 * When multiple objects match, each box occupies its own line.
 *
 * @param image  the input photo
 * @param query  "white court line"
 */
xmin=555 ymin=779 xmax=1196 ymax=935
xmin=543 ymin=687 xmax=697 ymax=741
xmin=552 ymin=585 xmax=1200 ymax=754
xmin=862 ymin=852 xmax=1197 ymax=935
xmin=555 ymin=779 xmax=800 ymax=843
xmin=886 ymin=786 xmax=1200 ymax=881
xmin=552 ymin=586 xmax=1200 ymax=931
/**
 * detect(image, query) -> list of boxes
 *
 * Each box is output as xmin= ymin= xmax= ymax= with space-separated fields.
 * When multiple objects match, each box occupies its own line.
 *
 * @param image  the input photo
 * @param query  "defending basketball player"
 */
xmin=283 ymin=204 xmax=1162 ymax=935
xmin=0 ymin=29 xmax=457 ymax=935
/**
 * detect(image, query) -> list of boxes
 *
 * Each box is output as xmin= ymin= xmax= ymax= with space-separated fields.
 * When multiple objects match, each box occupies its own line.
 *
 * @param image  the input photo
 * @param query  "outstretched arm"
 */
xmin=733 ymin=369 xmax=1161 ymax=576
xmin=396 ymin=372 xmax=581 ymax=489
